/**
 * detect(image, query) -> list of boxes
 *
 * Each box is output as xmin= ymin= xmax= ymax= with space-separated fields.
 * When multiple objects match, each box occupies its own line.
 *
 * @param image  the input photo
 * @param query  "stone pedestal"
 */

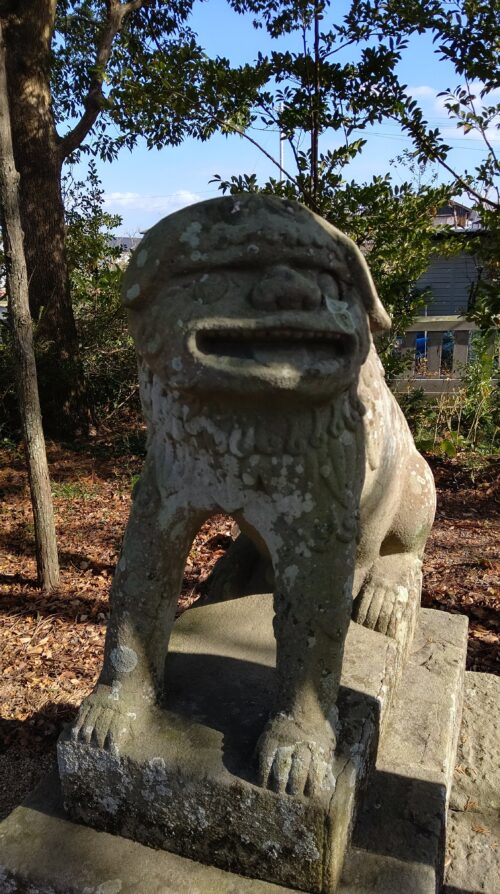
xmin=0 ymin=606 xmax=473 ymax=894
xmin=58 ymin=594 xmax=399 ymax=894
xmin=342 ymin=608 xmax=468 ymax=893
xmin=444 ymin=672 xmax=500 ymax=894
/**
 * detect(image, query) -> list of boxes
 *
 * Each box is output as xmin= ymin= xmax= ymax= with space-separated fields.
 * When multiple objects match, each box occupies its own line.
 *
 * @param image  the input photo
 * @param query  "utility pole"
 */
xmin=279 ymin=102 xmax=285 ymax=184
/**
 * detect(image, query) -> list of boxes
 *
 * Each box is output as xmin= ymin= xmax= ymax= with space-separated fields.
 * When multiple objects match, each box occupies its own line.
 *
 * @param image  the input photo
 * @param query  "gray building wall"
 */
xmin=416 ymin=252 xmax=479 ymax=316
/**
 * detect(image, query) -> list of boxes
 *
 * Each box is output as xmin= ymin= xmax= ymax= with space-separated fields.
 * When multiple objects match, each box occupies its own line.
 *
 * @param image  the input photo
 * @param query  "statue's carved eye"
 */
xmin=194 ymin=272 xmax=230 ymax=304
xmin=164 ymin=286 xmax=187 ymax=301
xmin=318 ymin=272 xmax=341 ymax=302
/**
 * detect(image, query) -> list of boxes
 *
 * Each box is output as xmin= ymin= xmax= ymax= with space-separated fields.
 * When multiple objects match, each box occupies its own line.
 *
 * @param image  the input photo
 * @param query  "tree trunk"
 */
xmin=0 ymin=20 xmax=60 ymax=592
xmin=3 ymin=2 xmax=91 ymax=437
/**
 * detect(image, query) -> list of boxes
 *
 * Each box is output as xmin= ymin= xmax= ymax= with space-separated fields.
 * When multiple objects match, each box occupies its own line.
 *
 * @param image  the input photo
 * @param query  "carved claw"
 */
xmin=354 ymin=557 xmax=421 ymax=640
xmin=70 ymin=684 xmax=138 ymax=756
xmin=257 ymin=714 xmax=336 ymax=798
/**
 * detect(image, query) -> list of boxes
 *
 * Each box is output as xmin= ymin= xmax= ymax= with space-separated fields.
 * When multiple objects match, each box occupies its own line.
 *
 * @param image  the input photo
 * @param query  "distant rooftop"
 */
xmin=110 ymin=236 xmax=142 ymax=252
xmin=433 ymin=199 xmax=483 ymax=231
xmin=436 ymin=200 xmax=471 ymax=217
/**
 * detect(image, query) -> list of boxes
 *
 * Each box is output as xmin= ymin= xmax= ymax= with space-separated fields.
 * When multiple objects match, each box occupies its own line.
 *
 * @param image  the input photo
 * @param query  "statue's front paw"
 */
xmin=257 ymin=714 xmax=336 ymax=798
xmin=70 ymin=684 xmax=140 ymax=756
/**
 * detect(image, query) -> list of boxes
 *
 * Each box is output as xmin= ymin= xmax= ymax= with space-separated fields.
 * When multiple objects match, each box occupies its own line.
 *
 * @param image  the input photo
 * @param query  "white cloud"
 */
xmin=456 ymin=82 xmax=500 ymax=102
xmin=408 ymin=82 xmax=500 ymax=111
xmin=103 ymin=189 xmax=202 ymax=214
xmin=406 ymin=83 xmax=500 ymax=142
xmin=440 ymin=124 xmax=500 ymax=144
xmin=407 ymin=85 xmax=438 ymax=99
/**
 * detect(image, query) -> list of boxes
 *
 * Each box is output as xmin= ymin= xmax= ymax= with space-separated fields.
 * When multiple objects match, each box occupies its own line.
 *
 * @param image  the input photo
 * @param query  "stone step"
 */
xmin=443 ymin=672 xmax=500 ymax=894
xmin=340 ymin=608 xmax=468 ymax=894
xmin=0 ymin=772 xmax=286 ymax=894
xmin=57 ymin=593 xmax=402 ymax=894
xmin=0 ymin=607 xmax=468 ymax=894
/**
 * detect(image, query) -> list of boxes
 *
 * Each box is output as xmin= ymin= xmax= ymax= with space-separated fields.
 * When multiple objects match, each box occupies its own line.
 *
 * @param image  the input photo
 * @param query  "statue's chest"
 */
xmin=152 ymin=427 xmax=317 ymax=516
xmin=149 ymin=399 xmax=362 ymax=541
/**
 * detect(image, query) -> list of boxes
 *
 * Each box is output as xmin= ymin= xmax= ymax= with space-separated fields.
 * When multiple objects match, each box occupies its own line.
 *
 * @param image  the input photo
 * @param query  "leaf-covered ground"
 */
xmin=0 ymin=439 xmax=498 ymax=820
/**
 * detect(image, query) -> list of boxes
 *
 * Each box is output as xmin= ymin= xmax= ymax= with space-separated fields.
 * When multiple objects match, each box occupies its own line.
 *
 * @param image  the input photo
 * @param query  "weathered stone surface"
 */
xmin=69 ymin=195 xmax=435 ymax=817
xmin=4 ymin=607 xmax=468 ymax=894
xmin=59 ymin=593 xmax=398 ymax=894
xmin=444 ymin=811 xmax=500 ymax=894
xmin=444 ymin=671 xmax=500 ymax=894
xmin=377 ymin=609 xmax=467 ymax=792
xmin=0 ymin=773 xmax=289 ymax=894
xmin=449 ymin=672 xmax=500 ymax=814
xmin=341 ymin=608 xmax=468 ymax=894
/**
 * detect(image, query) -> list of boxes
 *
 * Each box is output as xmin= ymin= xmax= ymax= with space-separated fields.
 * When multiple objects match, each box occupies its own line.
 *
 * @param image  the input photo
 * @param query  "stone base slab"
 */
xmin=342 ymin=608 xmax=468 ymax=894
xmin=0 ymin=772 xmax=288 ymax=894
xmin=1 ymin=609 xmax=469 ymax=894
xmin=58 ymin=594 xmax=399 ymax=894
xmin=444 ymin=672 xmax=500 ymax=894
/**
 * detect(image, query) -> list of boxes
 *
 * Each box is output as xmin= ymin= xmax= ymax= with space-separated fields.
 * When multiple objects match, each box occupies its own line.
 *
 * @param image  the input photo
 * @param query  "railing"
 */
xmin=394 ymin=316 xmax=479 ymax=394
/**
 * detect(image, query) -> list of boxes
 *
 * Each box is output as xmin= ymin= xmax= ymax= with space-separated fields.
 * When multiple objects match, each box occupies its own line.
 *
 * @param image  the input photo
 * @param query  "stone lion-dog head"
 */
xmin=123 ymin=194 xmax=390 ymax=412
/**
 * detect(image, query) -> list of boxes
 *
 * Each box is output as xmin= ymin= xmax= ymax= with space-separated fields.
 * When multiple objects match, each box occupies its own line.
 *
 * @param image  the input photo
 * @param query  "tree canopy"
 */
xmin=213 ymin=1 xmax=499 ymax=332
xmin=0 ymin=0 xmax=498 ymax=435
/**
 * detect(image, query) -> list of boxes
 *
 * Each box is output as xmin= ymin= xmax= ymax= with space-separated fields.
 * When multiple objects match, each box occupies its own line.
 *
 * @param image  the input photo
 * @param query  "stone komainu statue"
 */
xmin=72 ymin=195 xmax=435 ymax=797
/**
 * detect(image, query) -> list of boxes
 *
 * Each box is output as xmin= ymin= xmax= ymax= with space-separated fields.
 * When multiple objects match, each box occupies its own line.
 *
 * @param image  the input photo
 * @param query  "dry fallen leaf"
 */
xmin=0 ymin=443 xmax=498 ymax=819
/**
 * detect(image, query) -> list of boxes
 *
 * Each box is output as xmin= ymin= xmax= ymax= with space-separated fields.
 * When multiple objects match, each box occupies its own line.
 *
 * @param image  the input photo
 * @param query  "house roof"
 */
xmin=436 ymin=200 xmax=472 ymax=216
xmin=110 ymin=236 xmax=141 ymax=252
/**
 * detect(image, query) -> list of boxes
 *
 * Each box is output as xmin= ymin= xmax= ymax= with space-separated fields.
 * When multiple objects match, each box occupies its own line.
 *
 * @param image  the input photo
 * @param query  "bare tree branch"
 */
xmin=145 ymin=19 xmax=304 ymax=197
xmin=59 ymin=0 xmax=147 ymax=159
xmin=464 ymin=77 xmax=499 ymax=172
xmin=393 ymin=114 xmax=499 ymax=211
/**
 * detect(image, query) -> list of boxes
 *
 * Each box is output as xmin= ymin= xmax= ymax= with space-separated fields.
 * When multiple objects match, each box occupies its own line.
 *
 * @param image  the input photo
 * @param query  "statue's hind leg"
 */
xmin=71 ymin=457 xmax=204 ymax=754
xmin=353 ymin=452 xmax=435 ymax=651
xmin=353 ymin=552 xmax=423 ymax=653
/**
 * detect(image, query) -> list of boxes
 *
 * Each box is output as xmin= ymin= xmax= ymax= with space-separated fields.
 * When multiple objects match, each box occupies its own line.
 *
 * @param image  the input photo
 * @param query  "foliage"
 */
xmin=2 ymin=2 xmax=496 ymax=435
xmin=343 ymin=2 xmax=500 ymax=330
xmin=398 ymin=333 xmax=499 ymax=457
xmin=0 ymin=162 xmax=137 ymax=436
xmin=64 ymin=161 xmax=122 ymax=304
xmin=467 ymin=206 xmax=500 ymax=332
xmin=214 ymin=1 xmax=500 ymax=375
xmin=213 ymin=2 xmax=461 ymax=378
xmin=63 ymin=161 xmax=138 ymax=422
xmin=341 ymin=2 xmax=499 ymax=196
xmin=227 ymin=0 xmax=431 ymax=207
xmin=51 ymin=1 xmax=266 ymax=161
xmin=0 ymin=0 xmax=269 ymax=436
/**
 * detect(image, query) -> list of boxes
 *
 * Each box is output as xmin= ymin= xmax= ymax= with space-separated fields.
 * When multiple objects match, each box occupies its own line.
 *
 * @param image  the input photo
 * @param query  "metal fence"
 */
xmin=394 ymin=316 xmax=479 ymax=394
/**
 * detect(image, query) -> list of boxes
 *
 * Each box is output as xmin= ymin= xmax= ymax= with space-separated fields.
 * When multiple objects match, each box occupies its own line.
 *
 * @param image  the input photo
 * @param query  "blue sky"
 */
xmin=70 ymin=0 xmax=499 ymax=235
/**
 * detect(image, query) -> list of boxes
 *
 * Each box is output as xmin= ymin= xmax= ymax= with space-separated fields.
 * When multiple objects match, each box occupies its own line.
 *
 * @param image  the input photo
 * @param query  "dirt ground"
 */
xmin=0 ymin=437 xmax=498 ymax=821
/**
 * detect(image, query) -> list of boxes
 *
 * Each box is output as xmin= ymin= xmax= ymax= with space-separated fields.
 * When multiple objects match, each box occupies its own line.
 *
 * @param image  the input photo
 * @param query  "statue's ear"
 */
xmin=122 ymin=221 xmax=167 ymax=310
xmin=349 ymin=244 xmax=392 ymax=333
xmin=122 ymin=241 xmax=154 ymax=310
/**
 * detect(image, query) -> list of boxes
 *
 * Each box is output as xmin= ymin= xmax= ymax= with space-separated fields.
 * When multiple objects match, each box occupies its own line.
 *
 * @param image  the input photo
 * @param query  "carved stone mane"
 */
xmin=67 ymin=195 xmax=435 ymax=841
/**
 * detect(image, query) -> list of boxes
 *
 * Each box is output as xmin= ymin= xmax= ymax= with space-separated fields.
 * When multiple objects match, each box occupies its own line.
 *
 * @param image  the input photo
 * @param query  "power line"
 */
xmin=246 ymin=123 xmax=496 ymax=151
xmin=351 ymin=130 xmax=496 ymax=151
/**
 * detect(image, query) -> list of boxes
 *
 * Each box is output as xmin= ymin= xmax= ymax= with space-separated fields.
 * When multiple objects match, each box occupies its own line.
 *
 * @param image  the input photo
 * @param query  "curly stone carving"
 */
xmin=70 ymin=195 xmax=435 ymax=800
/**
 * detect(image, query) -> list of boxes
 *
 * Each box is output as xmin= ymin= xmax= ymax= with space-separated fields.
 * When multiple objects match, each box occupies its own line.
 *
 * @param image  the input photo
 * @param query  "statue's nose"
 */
xmin=250 ymin=265 xmax=322 ymax=311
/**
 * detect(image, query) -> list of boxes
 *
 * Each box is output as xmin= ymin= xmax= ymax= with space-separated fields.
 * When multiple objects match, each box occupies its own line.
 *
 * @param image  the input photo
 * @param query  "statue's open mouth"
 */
xmin=195 ymin=326 xmax=353 ymax=364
